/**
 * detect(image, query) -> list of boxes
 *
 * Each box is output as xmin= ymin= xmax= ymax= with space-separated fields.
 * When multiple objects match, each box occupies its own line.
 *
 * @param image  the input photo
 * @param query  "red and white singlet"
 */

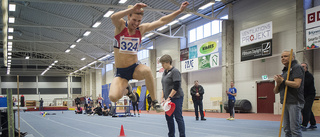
xmin=114 ymin=26 xmax=142 ymax=54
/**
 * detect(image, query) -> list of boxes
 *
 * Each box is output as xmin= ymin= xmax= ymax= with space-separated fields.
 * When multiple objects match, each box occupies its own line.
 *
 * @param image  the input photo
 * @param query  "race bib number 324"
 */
xmin=119 ymin=36 xmax=140 ymax=54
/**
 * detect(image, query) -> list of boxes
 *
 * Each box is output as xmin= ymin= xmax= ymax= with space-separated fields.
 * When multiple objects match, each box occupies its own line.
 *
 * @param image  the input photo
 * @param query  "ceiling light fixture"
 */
xmin=168 ymin=20 xmax=179 ymax=26
xmin=9 ymin=4 xmax=16 ymax=11
xmin=8 ymin=17 xmax=15 ymax=23
xmin=157 ymin=25 xmax=168 ymax=31
xmin=118 ymin=0 xmax=127 ymax=4
xmin=25 ymin=56 xmax=29 ymax=59
xmin=70 ymin=44 xmax=76 ymax=48
xmin=178 ymin=14 xmax=192 ymax=20
xmin=65 ymin=49 xmax=71 ymax=53
xmin=104 ymin=10 xmax=114 ymax=17
xmin=8 ymin=28 xmax=14 ymax=33
xmin=145 ymin=33 xmax=154 ymax=38
xmin=92 ymin=21 xmax=101 ymax=28
xmin=199 ymin=1 xmax=215 ymax=10
xmin=81 ymin=58 xmax=86 ymax=61
xmin=83 ymin=31 xmax=91 ymax=36
xmin=8 ymin=35 xmax=13 ymax=39
xmin=76 ymin=38 xmax=82 ymax=42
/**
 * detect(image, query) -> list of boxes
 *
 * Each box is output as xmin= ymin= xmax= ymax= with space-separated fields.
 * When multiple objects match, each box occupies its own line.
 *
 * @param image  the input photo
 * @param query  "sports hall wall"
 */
xmin=100 ymin=0 xmax=320 ymax=113
xmin=0 ymin=76 xmax=81 ymax=106
xmin=313 ymin=0 xmax=320 ymax=101
xmin=232 ymin=0 xmax=320 ymax=113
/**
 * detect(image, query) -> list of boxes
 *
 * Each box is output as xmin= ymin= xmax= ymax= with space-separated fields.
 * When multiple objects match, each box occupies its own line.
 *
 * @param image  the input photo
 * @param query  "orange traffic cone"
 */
xmin=118 ymin=125 xmax=126 ymax=137
xmin=139 ymin=109 xmax=141 ymax=114
xmin=203 ymin=111 xmax=206 ymax=117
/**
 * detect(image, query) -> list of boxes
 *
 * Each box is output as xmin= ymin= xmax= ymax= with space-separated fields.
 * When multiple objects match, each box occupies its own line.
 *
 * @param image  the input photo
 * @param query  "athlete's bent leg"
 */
xmin=133 ymin=64 xmax=163 ymax=112
xmin=109 ymin=77 xmax=129 ymax=102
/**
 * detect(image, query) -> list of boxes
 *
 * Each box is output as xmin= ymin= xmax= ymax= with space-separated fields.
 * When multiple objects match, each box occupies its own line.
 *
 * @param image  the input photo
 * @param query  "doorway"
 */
xmin=257 ymin=81 xmax=275 ymax=113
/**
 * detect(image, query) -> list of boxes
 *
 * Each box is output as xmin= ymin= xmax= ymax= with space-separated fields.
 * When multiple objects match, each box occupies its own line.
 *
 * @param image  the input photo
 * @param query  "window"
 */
xmin=106 ymin=64 xmax=113 ymax=72
xmin=203 ymin=22 xmax=211 ymax=38
xmin=220 ymin=15 xmax=228 ymax=19
xmin=137 ymin=49 xmax=149 ymax=60
xmin=211 ymin=20 xmax=220 ymax=35
xmin=188 ymin=14 xmax=227 ymax=43
xmin=147 ymin=46 xmax=153 ymax=49
xmin=196 ymin=26 xmax=203 ymax=40
xmin=189 ymin=28 xmax=196 ymax=43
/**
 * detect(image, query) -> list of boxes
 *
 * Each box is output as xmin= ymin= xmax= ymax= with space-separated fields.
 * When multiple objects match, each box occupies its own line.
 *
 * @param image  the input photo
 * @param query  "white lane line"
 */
xmin=26 ymin=113 xmax=102 ymax=137
xmin=58 ymin=115 xmax=163 ymax=137
xmin=21 ymin=117 xmax=45 ymax=137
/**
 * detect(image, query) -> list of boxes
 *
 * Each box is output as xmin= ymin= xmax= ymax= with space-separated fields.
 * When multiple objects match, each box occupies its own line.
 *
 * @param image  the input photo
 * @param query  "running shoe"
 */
xmin=152 ymin=100 xmax=164 ymax=112
xmin=126 ymin=84 xmax=137 ymax=102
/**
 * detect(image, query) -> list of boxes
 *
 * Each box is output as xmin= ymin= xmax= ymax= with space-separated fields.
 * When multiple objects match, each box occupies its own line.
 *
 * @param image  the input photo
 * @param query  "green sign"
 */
xmin=198 ymin=55 xmax=211 ymax=69
xmin=262 ymin=75 xmax=268 ymax=80
xmin=200 ymin=41 xmax=217 ymax=54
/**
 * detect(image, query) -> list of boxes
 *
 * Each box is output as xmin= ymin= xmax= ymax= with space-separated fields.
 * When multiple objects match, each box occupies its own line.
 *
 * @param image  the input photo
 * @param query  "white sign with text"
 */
xmin=181 ymin=58 xmax=198 ymax=73
xmin=240 ymin=21 xmax=272 ymax=47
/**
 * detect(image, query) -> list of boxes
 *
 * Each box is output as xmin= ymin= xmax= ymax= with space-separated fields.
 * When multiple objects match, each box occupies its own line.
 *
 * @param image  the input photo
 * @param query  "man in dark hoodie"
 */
xmin=301 ymin=63 xmax=317 ymax=130
xmin=190 ymin=80 xmax=206 ymax=121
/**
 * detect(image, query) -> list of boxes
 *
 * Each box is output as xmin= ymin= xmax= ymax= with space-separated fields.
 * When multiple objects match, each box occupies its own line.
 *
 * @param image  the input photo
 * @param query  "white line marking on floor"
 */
xmin=25 ymin=113 xmax=102 ymax=137
xmin=21 ymin=117 xmax=45 ymax=137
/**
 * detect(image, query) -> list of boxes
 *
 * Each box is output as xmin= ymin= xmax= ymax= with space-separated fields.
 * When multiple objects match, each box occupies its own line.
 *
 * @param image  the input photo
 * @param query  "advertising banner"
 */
xmin=240 ymin=21 xmax=272 ymax=47
xmin=306 ymin=5 xmax=320 ymax=29
xmin=197 ymin=41 xmax=218 ymax=57
xmin=189 ymin=45 xmax=198 ymax=59
xmin=180 ymin=48 xmax=189 ymax=61
xmin=181 ymin=58 xmax=199 ymax=73
xmin=156 ymin=57 xmax=164 ymax=78
xmin=198 ymin=55 xmax=211 ymax=70
xmin=306 ymin=26 xmax=320 ymax=50
xmin=241 ymin=39 xmax=272 ymax=61
xmin=210 ymin=53 xmax=219 ymax=68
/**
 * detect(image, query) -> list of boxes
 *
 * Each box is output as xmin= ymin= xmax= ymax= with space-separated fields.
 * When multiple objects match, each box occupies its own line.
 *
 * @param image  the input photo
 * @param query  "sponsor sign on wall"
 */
xmin=197 ymin=41 xmax=218 ymax=57
xmin=180 ymin=48 xmax=189 ymax=61
xmin=210 ymin=53 xmax=219 ymax=68
xmin=306 ymin=5 xmax=320 ymax=29
xmin=189 ymin=45 xmax=197 ymax=59
xmin=156 ymin=57 xmax=164 ymax=78
xmin=306 ymin=27 xmax=320 ymax=49
xmin=181 ymin=58 xmax=198 ymax=73
xmin=240 ymin=21 xmax=272 ymax=47
xmin=198 ymin=55 xmax=211 ymax=70
xmin=241 ymin=39 xmax=272 ymax=61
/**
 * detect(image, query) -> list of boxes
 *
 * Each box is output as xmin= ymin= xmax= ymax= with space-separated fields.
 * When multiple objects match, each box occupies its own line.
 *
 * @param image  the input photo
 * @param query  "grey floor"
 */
xmin=14 ymin=111 xmax=319 ymax=137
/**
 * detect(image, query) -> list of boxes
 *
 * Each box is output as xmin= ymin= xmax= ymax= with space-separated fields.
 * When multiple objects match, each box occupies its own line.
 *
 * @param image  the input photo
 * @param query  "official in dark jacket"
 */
xmin=301 ymin=63 xmax=317 ymax=130
xmin=190 ymin=80 xmax=206 ymax=121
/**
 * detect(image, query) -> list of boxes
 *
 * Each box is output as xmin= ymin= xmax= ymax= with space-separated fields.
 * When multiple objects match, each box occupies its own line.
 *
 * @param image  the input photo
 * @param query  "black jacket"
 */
xmin=304 ymin=71 xmax=316 ymax=96
xmin=190 ymin=85 xmax=204 ymax=101
xmin=75 ymin=97 xmax=81 ymax=104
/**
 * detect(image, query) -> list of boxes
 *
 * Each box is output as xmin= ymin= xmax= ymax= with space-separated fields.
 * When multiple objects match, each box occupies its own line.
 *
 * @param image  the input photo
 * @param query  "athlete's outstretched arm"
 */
xmin=140 ymin=1 xmax=189 ymax=35
xmin=111 ymin=3 xmax=147 ymax=29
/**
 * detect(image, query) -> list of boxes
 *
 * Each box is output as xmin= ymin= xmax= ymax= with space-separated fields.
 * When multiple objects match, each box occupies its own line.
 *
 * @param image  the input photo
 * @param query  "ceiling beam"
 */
xmin=8 ymin=24 xmax=114 ymax=31
xmin=13 ymin=0 xmax=180 ymax=13
xmin=10 ymin=39 xmax=107 ymax=46
xmin=14 ymin=2 xmax=114 ymax=41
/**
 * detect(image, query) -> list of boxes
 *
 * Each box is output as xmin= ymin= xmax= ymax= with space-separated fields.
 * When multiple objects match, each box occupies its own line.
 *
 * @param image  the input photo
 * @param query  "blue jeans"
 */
xmin=283 ymin=103 xmax=304 ymax=137
xmin=165 ymin=97 xmax=185 ymax=137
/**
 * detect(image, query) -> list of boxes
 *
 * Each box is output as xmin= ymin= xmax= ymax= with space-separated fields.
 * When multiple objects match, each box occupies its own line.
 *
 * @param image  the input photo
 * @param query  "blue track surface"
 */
xmin=15 ymin=111 xmax=320 ymax=137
